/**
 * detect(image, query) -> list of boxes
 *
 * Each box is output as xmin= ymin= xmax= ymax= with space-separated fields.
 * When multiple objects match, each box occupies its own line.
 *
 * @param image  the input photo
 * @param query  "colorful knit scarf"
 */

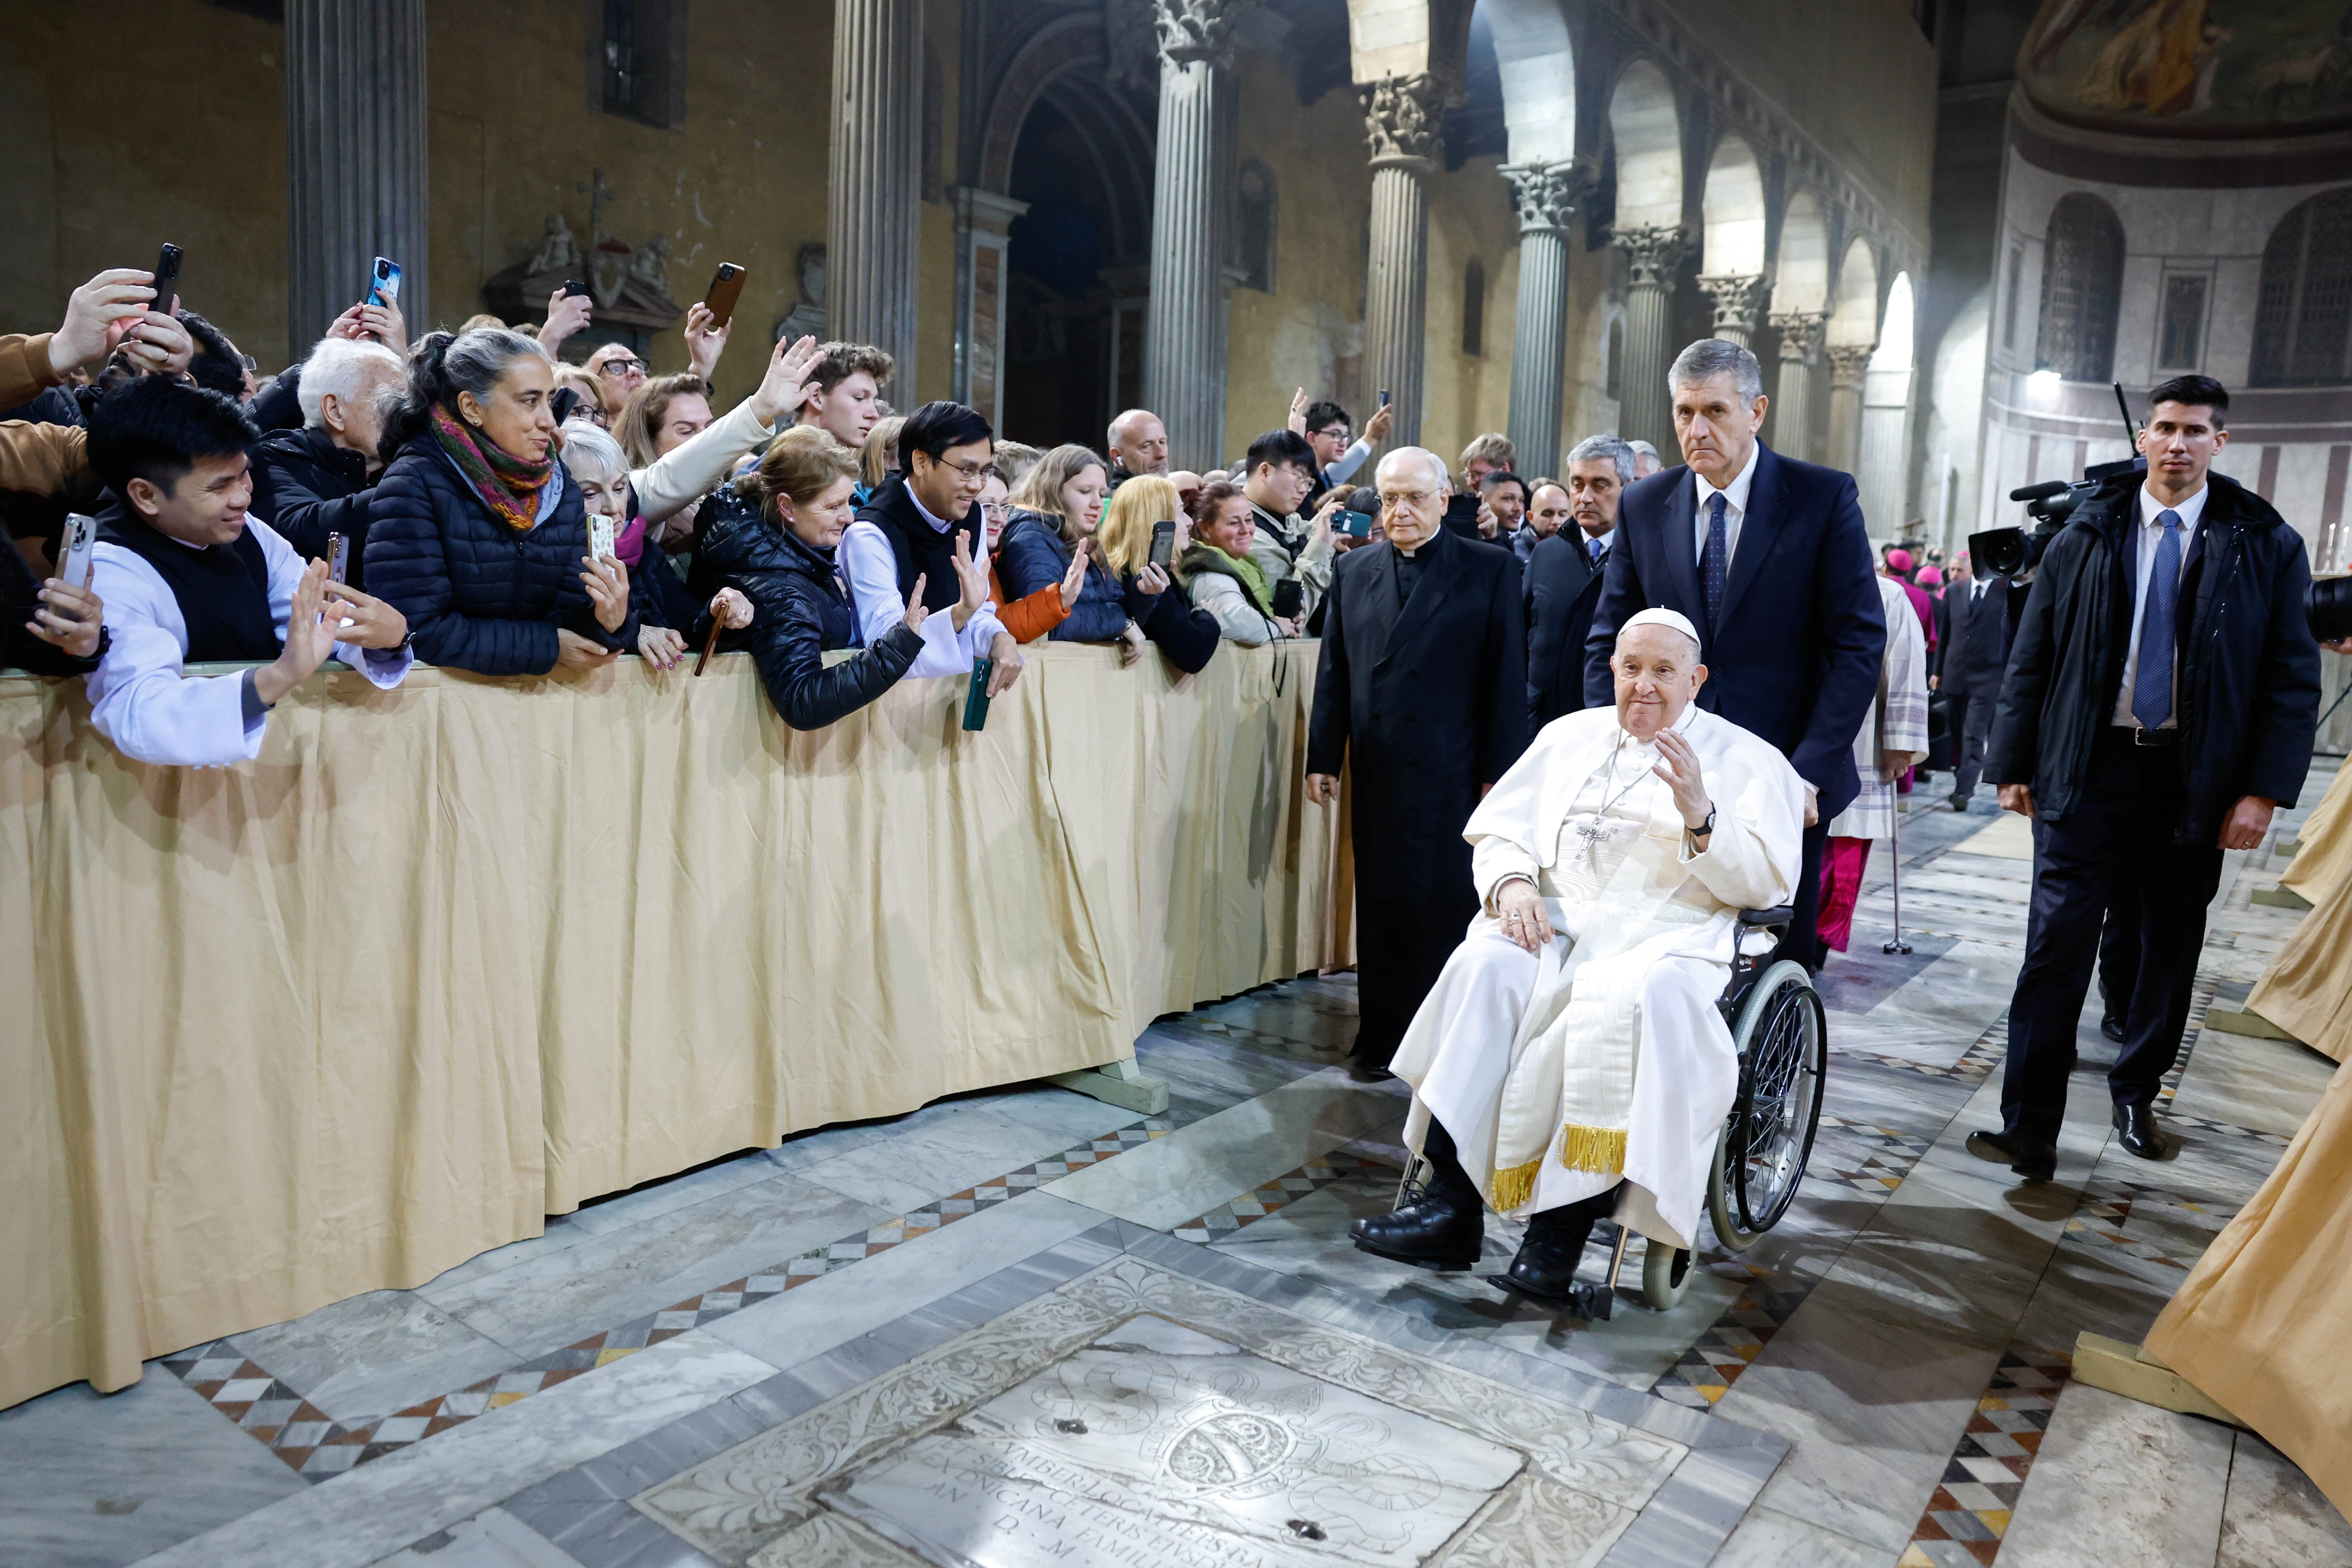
xmin=430 ymin=404 xmax=553 ymax=533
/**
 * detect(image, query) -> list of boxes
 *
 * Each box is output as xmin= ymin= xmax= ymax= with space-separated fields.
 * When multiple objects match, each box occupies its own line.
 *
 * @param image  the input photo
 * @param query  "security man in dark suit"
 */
xmin=1972 ymin=376 xmax=2319 ymax=1178
xmin=1931 ymin=559 xmax=2016 ymax=810
xmin=1524 ymin=434 xmax=1633 ymax=729
xmin=1308 ymin=446 xmax=1527 ymax=1073
xmin=1583 ymin=338 xmax=1886 ymax=967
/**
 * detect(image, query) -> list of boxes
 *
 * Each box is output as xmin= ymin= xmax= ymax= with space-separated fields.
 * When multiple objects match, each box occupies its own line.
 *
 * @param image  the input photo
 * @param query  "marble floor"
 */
xmin=5 ymin=779 xmax=2349 ymax=1568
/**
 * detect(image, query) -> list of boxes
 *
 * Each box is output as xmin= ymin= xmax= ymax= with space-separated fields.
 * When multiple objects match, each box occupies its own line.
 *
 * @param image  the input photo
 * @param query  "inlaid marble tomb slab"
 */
xmin=631 ymin=1257 xmax=1684 ymax=1567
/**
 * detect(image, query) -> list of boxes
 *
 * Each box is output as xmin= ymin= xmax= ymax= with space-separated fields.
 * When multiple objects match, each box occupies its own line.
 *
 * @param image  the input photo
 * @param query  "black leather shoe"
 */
xmin=1948 ymin=795 xmax=1969 ymax=813
xmin=1500 ymin=1216 xmax=1599 ymax=1302
xmin=2100 ymin=1008 xmax=2127 ymax=1044
xmin=2113 ymin=1102 xmax=2171 ymax=1160
xmin=1965 ymin=1129 xmax=2057 ymax=1181
xmin=1350 ymin=1191 xmax=1483 ymax=1269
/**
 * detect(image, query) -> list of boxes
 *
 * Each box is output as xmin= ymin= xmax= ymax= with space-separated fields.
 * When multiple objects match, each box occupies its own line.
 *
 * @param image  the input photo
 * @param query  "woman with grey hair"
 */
xmin=364 ymin=327 xmax=641 ymax=675
xmin=558 ymin=419 xmax=751 ymax=670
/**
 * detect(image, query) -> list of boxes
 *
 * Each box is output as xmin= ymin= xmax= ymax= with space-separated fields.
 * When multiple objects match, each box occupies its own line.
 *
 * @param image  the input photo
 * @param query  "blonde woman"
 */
xmin=858 ymin=414 xmax=905 ymax=502
xmin=1096 ymin=474 xmax=1221 ymax=673
xmin=1002 ymin=443 xmax=1131 ymax=646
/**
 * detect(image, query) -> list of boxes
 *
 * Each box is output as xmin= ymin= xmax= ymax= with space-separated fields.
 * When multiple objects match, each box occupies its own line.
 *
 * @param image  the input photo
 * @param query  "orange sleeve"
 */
xmin=0 ymin=422 xmax=94 ymax=504
xmin=0 ymin=335 xmax=63 ymax=411
xmin=991 ymin=561 xmax=1071 ymax=645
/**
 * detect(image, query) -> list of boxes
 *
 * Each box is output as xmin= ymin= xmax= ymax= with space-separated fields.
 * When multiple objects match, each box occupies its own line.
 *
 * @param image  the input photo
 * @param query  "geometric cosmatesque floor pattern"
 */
xmin=5 ymin=769 xmax=2350 ymax=1568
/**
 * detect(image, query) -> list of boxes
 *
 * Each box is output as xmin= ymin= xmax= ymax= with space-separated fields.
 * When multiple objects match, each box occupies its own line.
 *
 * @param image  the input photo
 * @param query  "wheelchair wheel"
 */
xmin=1641 ymin=1242 xmax=1693 ymax=1310
xmin=1709 ymin=959 xmax=1826 ymax=1251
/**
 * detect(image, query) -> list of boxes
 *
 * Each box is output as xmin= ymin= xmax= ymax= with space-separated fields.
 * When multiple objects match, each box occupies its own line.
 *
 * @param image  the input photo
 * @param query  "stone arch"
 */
xmin=1871 ymin=272 xmax=1916 ymax=374
xmin=1606 ymin=60 xmax=1682 ymax=232
xmin=2252 ymin=186 xmax=2352 ymax=387
xmin=976 ymin=15 xmax=1156 ymax=260
xmin=1479 ymin=0 xmax=1576 ymax=163
xmin=1828 ymin=236 xmax=1881 ymax=348
xmin=1345 ymin=0 xmax=1476 ymax=88
xmin=1771 ymin=189 xmax=1831 ymax=314
xmin=1700 ymin=134 xmax=1766 ymax=277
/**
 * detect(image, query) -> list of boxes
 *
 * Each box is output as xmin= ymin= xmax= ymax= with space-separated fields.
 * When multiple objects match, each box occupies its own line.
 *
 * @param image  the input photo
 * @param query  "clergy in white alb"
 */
xmin=1352 ymin=610 xmax=1805 ymax=1302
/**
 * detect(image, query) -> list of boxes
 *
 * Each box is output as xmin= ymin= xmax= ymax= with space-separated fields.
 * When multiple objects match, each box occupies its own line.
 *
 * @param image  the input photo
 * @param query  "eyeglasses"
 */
xmin=1378 ymin=489 xmax=1436 ymax=512
xmin=932 ymin=455 xmax=991 ymax=482
xmin=596 ymin=356 xmax=648 ymax=377
xmin=979 ymin=501 xmax=1010 ymax=520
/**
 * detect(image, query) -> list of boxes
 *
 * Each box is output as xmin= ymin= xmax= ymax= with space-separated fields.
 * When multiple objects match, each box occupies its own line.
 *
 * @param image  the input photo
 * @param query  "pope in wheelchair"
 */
xmin=1354 ymin=608 xmax=1808 ymax=1307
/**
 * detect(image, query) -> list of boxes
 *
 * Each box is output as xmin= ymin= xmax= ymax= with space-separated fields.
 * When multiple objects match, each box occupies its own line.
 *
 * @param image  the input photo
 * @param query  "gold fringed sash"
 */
xmin=1559 ymin=1122 xmax=1629 ymax=1175
xmin=1492 ymin=1158 xmax=1543 ymax=1213
xmin=1493 ymin=1122 xmax=1628 ymax=1211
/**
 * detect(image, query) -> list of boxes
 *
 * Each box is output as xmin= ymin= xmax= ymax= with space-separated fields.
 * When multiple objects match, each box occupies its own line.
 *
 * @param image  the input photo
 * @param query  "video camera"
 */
xmin=1970 ymin=381 xmax=2145 ymax=581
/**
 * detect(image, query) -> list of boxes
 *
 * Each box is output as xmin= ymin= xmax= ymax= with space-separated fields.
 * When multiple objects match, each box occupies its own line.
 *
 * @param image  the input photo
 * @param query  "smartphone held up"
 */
xmin=58 ymin=513 xmax=100 ymax=590
xmin=702 ymin=263 xmax=748 ymax=330
xmin=370 ymin=256 xmax=402 ymax=305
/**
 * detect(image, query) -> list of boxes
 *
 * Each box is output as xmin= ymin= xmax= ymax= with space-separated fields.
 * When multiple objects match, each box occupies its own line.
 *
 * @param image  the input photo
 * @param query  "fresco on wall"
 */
xmin=2022 ymin=0 xmax=2352 ymax=134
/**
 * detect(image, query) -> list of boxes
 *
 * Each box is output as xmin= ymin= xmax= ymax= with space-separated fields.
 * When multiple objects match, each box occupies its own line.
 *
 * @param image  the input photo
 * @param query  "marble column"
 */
xmin=951 ymin=187 xmax=1028 ymax=431
xmin=1768 ymin=311 xmax=1825 ymax=463
xmin=285 ymin=0 xmax=428 ymax=356
xmin=828 ymin=0 xmax=924 ymax=391
xmin=1142 ymin=0 xmax=1240 ymax=471
xmin=1361 ymin=73 xmax=1450 ymax=452
xmin=1696 ymin=274 xmax=1770 ymax=350
xmin=1824 ymin=343 xmax=1873 ymax=477
xmin=1614 ymin=224 xmax=1689 ymax=453
xmin=1501 ymin=160 xmax=1588 ymax=481
xmin=1858 ymin=359 xmax=1915 ymax=535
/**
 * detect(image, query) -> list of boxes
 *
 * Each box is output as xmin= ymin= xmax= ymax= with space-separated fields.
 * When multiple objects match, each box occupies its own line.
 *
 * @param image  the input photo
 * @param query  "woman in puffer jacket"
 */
xmin=997 ymin=443 xmax=1145 ymax=662
xmin=693 ymin=425 xmax=987 ymax=730
xmin=364 ymin=328 xmax=641 ymax=675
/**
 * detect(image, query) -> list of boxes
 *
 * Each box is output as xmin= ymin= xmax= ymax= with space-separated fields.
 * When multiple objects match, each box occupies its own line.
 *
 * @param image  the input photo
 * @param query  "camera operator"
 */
xmin=1971 ymin=376 xmax=2319 ymax=1178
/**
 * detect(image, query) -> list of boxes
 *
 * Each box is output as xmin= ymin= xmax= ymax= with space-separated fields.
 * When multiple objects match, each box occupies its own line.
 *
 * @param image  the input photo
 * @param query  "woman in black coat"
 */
xmin=695 ymin=425 xmax=987 ymax=730
xmin=1094 ymin=473 xmax=1220 ymax=674
xmin=363 ymin=328 xmax=638 ymax=675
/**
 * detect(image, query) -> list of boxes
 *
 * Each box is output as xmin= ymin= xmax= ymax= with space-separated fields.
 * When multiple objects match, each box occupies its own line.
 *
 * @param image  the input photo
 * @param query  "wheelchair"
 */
xmin=1630 ymin=904 xmax=1828 ymax=1312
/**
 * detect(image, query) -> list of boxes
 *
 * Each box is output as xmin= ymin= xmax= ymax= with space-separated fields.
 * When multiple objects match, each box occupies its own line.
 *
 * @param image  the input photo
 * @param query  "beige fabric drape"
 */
xmin=2249 ymin=765 xmax=2352 ymax=1063
xmin=2147 ymin=1055 xmax=2352 ymax=1517
xmin=1 ymin=642 xmax=1347 ymax=1409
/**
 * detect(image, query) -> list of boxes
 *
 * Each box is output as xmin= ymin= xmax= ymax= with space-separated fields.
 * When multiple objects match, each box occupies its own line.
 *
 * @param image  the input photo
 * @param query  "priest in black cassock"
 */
xmin=1308 ymin=446 xmax=1527 ymax=1073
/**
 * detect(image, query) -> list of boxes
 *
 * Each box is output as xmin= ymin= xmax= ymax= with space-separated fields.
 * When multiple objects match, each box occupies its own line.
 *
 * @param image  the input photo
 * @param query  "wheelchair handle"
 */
xmin=1737 ymin=906 xmax=1797 ymax=929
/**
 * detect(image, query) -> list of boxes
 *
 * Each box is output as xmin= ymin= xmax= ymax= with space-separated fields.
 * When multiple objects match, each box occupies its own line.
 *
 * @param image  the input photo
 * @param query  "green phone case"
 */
xmin=963 ymin=657 xmax=993 ymax=731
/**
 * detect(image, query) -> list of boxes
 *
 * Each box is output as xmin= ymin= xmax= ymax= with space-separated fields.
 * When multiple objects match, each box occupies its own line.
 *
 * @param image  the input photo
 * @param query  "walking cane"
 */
xmin=1883 ymin=793 xmax=1913 ymax=956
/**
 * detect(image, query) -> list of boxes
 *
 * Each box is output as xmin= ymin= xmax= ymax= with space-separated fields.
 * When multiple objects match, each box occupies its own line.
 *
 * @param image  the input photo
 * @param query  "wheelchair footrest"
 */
xmin=1483 ymin=1275 xmax=1614 ymax=1320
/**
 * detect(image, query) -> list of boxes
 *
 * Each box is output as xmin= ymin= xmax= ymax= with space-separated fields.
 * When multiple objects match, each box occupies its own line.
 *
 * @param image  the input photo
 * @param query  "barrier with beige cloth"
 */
xmin=0 ymin=642 xmax=1347 ymax=1410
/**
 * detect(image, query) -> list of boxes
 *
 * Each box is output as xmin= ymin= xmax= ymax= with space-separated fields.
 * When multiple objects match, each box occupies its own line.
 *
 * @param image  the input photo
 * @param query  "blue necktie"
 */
xmin=1590 ymin=537 xmax=1605 ymax=569
xmin=2131 ymin=509 xmax=2182 ymax=730
xmin=1700 ymin=492 xmax=1729 ymax=631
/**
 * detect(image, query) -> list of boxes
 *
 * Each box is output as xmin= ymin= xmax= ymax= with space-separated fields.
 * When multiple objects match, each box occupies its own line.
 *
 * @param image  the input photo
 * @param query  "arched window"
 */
xmin=1237 ymin=161 xmax=1276 ymax=294
xmin=2251 ymin=187 xmax=2352 ymax=388
xmin=2034 ymin=193 xmax=2123 ymax=381
xmin=1462 ymin=257 xmax=1486 ymax=356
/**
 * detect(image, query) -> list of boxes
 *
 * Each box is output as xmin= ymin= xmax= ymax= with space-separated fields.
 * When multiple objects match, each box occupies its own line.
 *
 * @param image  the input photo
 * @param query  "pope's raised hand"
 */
xmin=1650 ymin=729 xmax=1712 ymax=831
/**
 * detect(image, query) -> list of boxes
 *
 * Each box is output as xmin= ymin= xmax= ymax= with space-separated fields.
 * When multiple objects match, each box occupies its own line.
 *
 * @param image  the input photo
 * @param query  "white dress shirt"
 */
xmin=837 ymin=488 xmax=1007 ymax=681
xmin=2111 ymin=482 xmax=2205 ymax=729
xmin=85 ymin=516 xmax=413 ymax=768
xmin=1692 ymin=441 xmax=1760 ymax=565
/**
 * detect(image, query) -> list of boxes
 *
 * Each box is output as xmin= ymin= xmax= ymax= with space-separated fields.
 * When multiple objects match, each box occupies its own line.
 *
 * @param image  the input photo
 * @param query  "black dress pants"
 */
xmin=1945 ymin=691 xmax=1993 ymax=803
xmin=1779 ymin=820 xmax=1829 ymax=971
xmin=2000 ymin=731 xmax=2221 ymax=1143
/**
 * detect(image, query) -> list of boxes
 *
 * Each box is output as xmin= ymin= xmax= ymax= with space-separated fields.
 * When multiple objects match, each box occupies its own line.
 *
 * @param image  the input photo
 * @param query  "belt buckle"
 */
xmin=2132 ymin=727 xmax=2173 ymax=748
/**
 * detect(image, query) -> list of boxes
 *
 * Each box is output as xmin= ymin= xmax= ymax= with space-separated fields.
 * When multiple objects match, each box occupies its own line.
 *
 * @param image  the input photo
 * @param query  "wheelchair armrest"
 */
xmin=1738 ymin=906 xmax=1797 ymax=929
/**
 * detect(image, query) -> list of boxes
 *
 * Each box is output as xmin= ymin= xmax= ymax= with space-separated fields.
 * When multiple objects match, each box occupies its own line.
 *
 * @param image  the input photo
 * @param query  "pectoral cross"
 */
xmin=1573 ymin=815 xmax=1612 ymax=866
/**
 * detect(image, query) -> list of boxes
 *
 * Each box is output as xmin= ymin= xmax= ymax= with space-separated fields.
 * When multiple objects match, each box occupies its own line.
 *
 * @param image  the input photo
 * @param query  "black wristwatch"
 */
xmin=1690 ymin=808 xmax=1715 ymax=842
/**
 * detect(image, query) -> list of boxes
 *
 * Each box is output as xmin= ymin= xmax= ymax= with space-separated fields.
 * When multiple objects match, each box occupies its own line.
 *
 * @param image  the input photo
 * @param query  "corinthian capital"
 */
xmin=1698 ymin=274 xmax=1772 ymax=338
xmin=1825 ymin=343 xmax=1875 ymax=387
xmin=1500 ymin=158 xmax=1596 ymax=232
xmin=1613 ymin=223 xmax=1690 ymax=289
xmin=1361 ymin=73 xmax=1449 ymax=163
xmin=1770 ymin=311 xmax=1826 ymax=362
xmin=1154 ymin=0 xmax=1239 ymax=68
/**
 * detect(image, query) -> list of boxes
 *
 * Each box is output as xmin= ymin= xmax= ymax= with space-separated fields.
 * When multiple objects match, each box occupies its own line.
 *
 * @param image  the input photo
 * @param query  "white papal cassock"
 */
xmin=1390 ymin=702 xmax=1805 ymax=1250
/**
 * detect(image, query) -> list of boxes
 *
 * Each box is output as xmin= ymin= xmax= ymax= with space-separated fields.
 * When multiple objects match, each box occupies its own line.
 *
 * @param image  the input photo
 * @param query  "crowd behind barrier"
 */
xmin=0 ymin=642 xmax=1346 ymax=1408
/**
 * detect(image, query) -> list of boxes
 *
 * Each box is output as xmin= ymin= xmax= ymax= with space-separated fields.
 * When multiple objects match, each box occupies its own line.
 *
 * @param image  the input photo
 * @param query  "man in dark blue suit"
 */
xmin=1582 ymin=339 xmax=1885 ymax=965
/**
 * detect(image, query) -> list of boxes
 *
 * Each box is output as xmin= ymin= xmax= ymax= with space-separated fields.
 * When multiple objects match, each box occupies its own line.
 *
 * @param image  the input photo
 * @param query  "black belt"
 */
xmin=2107 ymin=726 xmax=2179 ymax=748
